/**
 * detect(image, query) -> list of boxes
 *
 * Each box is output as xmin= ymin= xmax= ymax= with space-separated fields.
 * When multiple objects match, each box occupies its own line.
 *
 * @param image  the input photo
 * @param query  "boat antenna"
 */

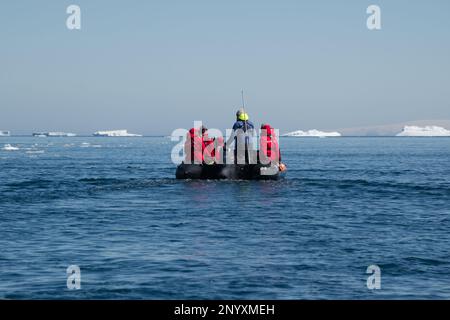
xmin=241 ymin=90 xmax=249 ymax=163
xmin=241 ymin=90 xmax=248 ymax=131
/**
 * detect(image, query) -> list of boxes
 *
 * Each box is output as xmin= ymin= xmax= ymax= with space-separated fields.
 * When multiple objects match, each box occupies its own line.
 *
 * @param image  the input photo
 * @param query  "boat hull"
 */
xmin=176 ymin=163 xmax=283 ymax=180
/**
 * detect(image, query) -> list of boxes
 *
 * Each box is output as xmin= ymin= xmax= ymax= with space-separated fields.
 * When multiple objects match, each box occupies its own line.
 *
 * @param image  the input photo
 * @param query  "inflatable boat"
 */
xmin=176 ymin=163 xmax=284 ymax=180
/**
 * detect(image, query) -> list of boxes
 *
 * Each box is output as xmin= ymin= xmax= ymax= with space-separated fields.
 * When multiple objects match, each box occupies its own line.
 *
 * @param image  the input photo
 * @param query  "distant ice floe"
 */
xmin=93 ymin=130 xmax=142 ymax=137
xmin=2 ymin=144 xmax=19 ymax=151
xmin=32 ymin=132 xmax=76 ymax=137
xmin=396 ymin=126 xmax=450 ymax=137
xmin=283 ymin=129 xmax=342 ymax=137
xmin=80 ymin=142 xmax=102 ymax=148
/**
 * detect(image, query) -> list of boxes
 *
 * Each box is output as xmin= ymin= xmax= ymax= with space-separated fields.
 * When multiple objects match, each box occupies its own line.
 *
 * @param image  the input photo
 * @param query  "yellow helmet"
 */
xmin=238 ymin=113 xmax=249 ymax=121
xmin=236 ymin=109 xmax=249 ymax=121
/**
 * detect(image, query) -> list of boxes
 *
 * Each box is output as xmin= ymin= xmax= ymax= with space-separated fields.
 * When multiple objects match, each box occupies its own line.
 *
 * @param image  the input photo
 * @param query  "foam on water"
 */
xmin=2 ymin=144 xmax=20 ymax=151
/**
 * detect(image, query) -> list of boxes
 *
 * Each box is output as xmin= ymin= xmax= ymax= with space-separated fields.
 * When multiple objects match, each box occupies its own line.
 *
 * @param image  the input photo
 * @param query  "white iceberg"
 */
xmin=47 ymin=132 xmax=76 ymax=137
xmin=396 ymin=126 xmax=450 ymax=137
xmin=283 ymin=129 xmax=341 ymax=137
xmin=32 ymin=132 xmax=76 ymax=137
xmin=32 ymin=133 xmax=47 ymax=137
xmin=3 ymin=144 xmax=19 ymax=151
xmin=93 ymin=130 xmax=142 ymax=137
xmin=0 ymin=131 xmax=10 ymax=137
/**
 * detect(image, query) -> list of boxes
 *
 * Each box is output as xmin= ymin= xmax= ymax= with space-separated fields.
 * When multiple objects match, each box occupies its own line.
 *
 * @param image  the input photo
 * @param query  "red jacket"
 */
xmin=201 ymin=134 xmax=225 ymax=164
xmin=260 ymin=124 xmax=281 ymax=162
xmin=185 ymin=128 xmax=205 ymax=164
xmin=203 ymin=133 xmax=214 ymax=163
xmin=185 ymin=129 xmax=224 ymax=164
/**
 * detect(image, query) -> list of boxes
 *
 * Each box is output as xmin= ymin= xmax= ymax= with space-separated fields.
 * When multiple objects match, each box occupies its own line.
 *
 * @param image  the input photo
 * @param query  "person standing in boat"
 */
xmin=233 ymin=108 xmax=255 ymax=132
xmin=225 ymin=109 xmax=256 ymax=164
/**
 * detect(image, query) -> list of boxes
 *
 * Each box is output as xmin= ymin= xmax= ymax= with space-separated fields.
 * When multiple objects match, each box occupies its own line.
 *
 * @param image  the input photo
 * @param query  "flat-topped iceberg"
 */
xmin=48 ymin=132 xmax=76 ymax=137
xmin=396 ymin=126 xmax=450 ymax=137
xmin=93 ymin=130 xmax=142 ymax=137
xmin=33 ymin=132 xmax=76 ymax=137
xmin=283 ymin=129 xmax=341 ymax=137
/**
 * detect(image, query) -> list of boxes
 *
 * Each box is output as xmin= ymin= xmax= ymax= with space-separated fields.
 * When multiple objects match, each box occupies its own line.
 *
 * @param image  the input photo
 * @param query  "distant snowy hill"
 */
xmin=283 ymin=129 xmax=341 ymax=137
xmin=337 ymin=120 xmax=450 ymax=136
xmin=396 ymin=126 xmax=450 ymax=137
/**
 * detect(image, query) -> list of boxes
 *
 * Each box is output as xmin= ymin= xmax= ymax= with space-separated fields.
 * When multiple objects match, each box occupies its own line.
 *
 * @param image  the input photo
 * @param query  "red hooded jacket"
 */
xmin=260 ymin=124 xmax=281 ymax=163
xmin=184 ymin=128 xmax=205 ymax=164
xmin=185 ymin=129 xmax=224 ymax=164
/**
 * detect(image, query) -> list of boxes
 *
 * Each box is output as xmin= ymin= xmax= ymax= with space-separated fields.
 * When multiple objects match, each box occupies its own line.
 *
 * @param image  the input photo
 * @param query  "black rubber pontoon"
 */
xmin=176 ymin=163 xmax=283 ymax=180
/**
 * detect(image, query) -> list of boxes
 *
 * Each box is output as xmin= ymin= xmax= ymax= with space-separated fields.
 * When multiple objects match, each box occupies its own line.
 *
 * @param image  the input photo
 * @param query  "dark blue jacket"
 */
xmin=233 ymin=120 xmax=254 ymax=132
xmin=231 ymin=120 xmax=254 ymax=151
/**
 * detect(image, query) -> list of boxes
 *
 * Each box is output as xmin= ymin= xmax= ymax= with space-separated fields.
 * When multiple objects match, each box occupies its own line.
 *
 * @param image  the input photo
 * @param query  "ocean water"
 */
xmin=0 ymin=137 xmax=449 ymax=299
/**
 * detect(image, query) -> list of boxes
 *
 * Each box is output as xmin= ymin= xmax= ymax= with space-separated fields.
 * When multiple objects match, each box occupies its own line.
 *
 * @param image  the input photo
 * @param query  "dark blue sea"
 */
xmin=1 ymin=137 xmax=449 ymax=299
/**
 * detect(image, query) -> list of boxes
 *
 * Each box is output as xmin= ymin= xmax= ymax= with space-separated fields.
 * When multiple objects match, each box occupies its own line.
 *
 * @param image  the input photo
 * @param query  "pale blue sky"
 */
xmin=1 ymin=0 xmax=449 ymax=135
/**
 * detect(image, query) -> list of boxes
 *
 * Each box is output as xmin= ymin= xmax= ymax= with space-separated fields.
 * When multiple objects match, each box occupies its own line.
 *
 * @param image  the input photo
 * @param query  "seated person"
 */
xmin=184 ymin=126 xmax=206 ymax=164
xmin=259 ymin=123 xmax=282 ymax=165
